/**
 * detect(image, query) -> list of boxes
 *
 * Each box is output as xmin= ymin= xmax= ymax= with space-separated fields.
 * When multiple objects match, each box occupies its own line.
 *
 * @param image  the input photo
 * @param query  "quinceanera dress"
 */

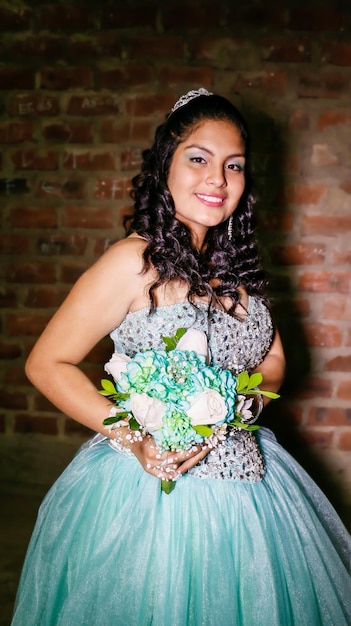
xmin=12 ymin=299 xmax=351 ymax=626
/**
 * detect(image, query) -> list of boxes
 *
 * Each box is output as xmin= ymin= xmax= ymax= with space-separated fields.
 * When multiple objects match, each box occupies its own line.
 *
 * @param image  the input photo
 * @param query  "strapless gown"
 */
xmin=12 ymin=300 xmax=351 ymax=625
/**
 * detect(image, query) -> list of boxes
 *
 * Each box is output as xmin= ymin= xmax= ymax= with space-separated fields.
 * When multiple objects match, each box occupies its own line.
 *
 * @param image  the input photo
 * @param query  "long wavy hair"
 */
xmin=125 ymin=92 xmax=267 ymax=315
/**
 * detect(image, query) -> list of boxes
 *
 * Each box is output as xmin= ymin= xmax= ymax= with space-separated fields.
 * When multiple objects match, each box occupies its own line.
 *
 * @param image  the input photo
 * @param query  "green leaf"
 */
xmin=236 ymin=371 xmax=250 ymax=392
xmin=129 ymin=416 xmax=141 ymax=431
xmin=102 ymin=412 xmax=129 ymax=426
xmin=162 ymin=327 xmax=186 ymax=351
xmin=194 ymin=424 xmax=213 ymax=437
xmin=161 ymin=479 xmax=176 ymax=494
xmin=247 ymin=372 xmax=263 ymax=389
xmin=100 ymin=379 xmax=117 ymax=394
xmin=260 ymin=390 xmax=280 ymax=399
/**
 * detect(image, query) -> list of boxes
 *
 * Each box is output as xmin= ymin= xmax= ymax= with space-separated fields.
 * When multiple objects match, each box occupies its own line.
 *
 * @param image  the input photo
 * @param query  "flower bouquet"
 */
xmin=100 ymin=328 xmax=279 ymax=493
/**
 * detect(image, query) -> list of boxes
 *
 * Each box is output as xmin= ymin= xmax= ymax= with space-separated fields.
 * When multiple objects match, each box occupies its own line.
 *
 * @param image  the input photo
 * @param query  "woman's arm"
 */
xmin=25 ymin=237 xmax=202 ymax=480
xmin=251 ymin=329 xmax=286 ymax=404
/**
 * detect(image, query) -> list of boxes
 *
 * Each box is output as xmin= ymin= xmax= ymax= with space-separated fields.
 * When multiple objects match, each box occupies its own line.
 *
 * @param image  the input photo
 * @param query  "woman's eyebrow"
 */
xmin=184 ymin=143 xmax=245 ymax=158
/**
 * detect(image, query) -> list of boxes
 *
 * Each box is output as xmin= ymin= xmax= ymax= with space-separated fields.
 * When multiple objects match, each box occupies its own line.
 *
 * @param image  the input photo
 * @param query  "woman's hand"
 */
xmin=130 ymin=435 xmax=209 ymax=481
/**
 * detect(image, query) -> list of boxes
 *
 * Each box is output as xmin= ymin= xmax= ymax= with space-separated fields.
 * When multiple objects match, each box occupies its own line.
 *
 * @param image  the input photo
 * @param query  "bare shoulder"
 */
xmin=93 ymin=235 xmax=148 ymax=277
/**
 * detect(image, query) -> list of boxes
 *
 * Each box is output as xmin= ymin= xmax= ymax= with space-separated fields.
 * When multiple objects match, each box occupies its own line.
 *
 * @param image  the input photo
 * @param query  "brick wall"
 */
xmin=1 ymin=0 xmax=351 ymax=504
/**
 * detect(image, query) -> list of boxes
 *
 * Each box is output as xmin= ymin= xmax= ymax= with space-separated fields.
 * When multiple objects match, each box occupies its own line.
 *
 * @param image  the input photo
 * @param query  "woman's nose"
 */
xmin=205 ymin=164 xmax=226 ymax=187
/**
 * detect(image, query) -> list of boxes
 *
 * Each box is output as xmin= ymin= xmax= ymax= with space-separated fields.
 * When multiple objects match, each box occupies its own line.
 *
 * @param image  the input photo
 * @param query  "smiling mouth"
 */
xmin=196 ymin=193 xmax=225 ymax=206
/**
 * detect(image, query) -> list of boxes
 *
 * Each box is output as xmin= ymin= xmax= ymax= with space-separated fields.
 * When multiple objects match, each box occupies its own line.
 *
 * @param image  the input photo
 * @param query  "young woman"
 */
xmin=12 ymin=90 xmax=351 ymax=625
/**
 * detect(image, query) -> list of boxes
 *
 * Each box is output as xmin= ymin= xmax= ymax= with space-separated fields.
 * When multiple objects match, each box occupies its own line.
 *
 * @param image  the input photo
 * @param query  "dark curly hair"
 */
xmin=124 ymin=92 xmax=267 ymax=315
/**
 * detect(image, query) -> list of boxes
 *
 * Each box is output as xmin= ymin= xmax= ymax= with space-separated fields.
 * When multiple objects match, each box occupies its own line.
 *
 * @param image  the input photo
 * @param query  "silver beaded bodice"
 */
xmin=109 ymin=297 xmax=274 ymax=482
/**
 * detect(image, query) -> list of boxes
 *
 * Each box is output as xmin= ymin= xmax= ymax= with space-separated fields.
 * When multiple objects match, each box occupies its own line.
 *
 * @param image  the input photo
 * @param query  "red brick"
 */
xmin=100 ymin=4 xmax=158 ymax=29
xmin=322 ymin=42 xmax=351 ymax=66
xmin=9 ymin=206 xmax=58 ymax=228
xmin=0 ymin=290 xmax=17 ymax=308
xmin=233 ymin=72 xmax=287 ymax=96
xmin=9 ymin=94 xmax=60 ymax=117
xmin=40 ymin=4 xmax=94 ymax=31
xmin=288 ymin=110 xmax=310 ymax=131
xmin=24 ymin=287 xmax=68 ymax=308
xmin=63 ymin=150 xmax=116 ymax=171
xmin=40 ymin=66 xmax=93 ymax=90
xmin=36 ymin=234 xmax=88 ymax=256
xmin=301 ymin=215 xmax=351 ymax=236
xmin=120 ymin=147 xmax=143 ymax=171
xmin=295 ymin=377 xmax=333 ymax=400
xmin=257 ymin=212 xmax=294 ymax=233
xmin=270 ymin=243 xmax=326 ymax=266
xmin=0 ymin=67 xmax=35 ymax=89
xmin=339 ymin=431 xmax=351 ymax=450
xmin=93 ymin=177 xmax=130 ymax=200
xmin=336 ymin=379 xmax=351 ymax=408
xmin=5 ymin=313 xmax=51 ymax=336
xmin=340 ymin=181 xmax=351 ymax=195
xmin=298 ymin=271 xmax=350 ymax=294
xmin=64 ymin=417 xmax=93 ymax=437
xmin=304 ymin=323 xmax=342 ymax=348
xmin=5 ymin=261 xmax=56 ymax=284
xmin=125 ymin=93 xmax=175 ymax=116
xmin=93 ymin=236 xmax=120 ymax=256
xmin=297 ymin=72 xmax=350 ymax=98
xmin=62 ymin=206 xmax=114 ymax=229
xmin=67 ymin=37 xmax=100 ymax=60
xmin=59 ymin=263 xmax=87 ymax=284
xmin=33 ymin=394 xmax=62 ymax=412
xmin=261 ymin=38 xmax=311 ymax=63
xmin=118 ymin=205 xmax=134 ymax=228
xmin=11 ymin=149 xmax=58 ymax=171
xmin=323 ymin=297 xmax=351 ymax=321
xmin=298 ymin=428 xmax=333 ymax=448
xmin=163 ymin=2 xmax=220 ymax=29
xmin=317 ymin=110 xmax=351 ymax=132
xmin=193 ymin=37 xmax=256 ymax=65
xmin=0 ymin=122 xmax=34 ymax=143
xmin=0 ymin=390 xmax=28 ymax=410
xmin=11 ymin=35 xmax=63 ymax=60
xmin=130 ymin=35 xmax=184 ymax=60
xmin=0 ymin=7 xmax=32 ymax=31
xmin=308 ymin=407 xmax=351 ymax=426
xmin=0 ymin=341 xmax=22 ymax=360
xmin=14 ymin=414 xmax=58 ymax=435
xmin=331 ymin=247 xmax=351 ymax=265
xmin=326 ymin=355 xmax=351 ymax=372
xmin=158 ymin=65 xmax=214 ymax=88
xmin=67 ymin=94 xmax=120 ymax=116
xmin=3 ymin=367 xmax=27 ymax=386
xmin=99 ymin=118 xmax=154 ymax=143
xmin=99 ymin=65 xmax=153 ymax=89
xmin=42 ymin=121 xmax=93 ymax=143
xmin=0 ymin=234 xmax=29 ymax=254
xmin=284 ymin=183 xmax=326 ymax=205
xmin=36 ymin=177 xmax=86 ymax=200
xmin=24 ymin=287 xmax=68 ymax=309
xmin=288 ymin=7 xmax=345 ymax=32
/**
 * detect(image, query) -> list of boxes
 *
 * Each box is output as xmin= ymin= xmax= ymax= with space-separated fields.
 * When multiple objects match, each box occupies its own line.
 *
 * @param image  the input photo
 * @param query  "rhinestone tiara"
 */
xmin=171 ymin=88 xmax=213 ymax=113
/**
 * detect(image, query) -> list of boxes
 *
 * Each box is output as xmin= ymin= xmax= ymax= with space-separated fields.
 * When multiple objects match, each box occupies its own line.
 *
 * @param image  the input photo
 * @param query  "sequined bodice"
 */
xmin=110 ymin=297 xmax=273 ymax=376
xmin=109 ymin=297 xmax=274 ymax=483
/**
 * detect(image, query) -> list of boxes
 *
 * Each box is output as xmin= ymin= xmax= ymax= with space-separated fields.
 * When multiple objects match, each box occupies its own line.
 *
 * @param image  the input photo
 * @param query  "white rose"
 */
xmin=104 ymin=351 xmax=131 ymax=382
xmin=187 ymin=390 xmax=227 ymax=425
xmin=176 ymin=329 xmax=209 ymax=362
xmin=130 ymin=393 xmax=166 ymax=431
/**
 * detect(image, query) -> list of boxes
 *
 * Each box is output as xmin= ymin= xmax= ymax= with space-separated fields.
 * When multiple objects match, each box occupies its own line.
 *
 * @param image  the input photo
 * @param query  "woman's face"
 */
xmin=167 ymin=119 xmax=246 ymax=245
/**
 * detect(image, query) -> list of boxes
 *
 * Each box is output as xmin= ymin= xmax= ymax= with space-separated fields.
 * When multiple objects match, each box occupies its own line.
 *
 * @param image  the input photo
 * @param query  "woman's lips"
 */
xmin=195 ymin=193 xmax=226 ymax=206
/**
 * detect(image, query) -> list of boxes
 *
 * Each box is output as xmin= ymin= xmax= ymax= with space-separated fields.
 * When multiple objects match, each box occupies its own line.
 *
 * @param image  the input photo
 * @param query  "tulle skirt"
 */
xmin=11 ymin=429 xmax=351 ymax=626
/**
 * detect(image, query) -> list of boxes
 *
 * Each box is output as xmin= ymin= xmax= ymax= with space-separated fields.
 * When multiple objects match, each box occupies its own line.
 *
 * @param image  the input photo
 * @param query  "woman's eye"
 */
xmin=227 ymin=163 xmax=244 ymax=171
xmin=190 ymin=156 xmax=206 ymax=164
